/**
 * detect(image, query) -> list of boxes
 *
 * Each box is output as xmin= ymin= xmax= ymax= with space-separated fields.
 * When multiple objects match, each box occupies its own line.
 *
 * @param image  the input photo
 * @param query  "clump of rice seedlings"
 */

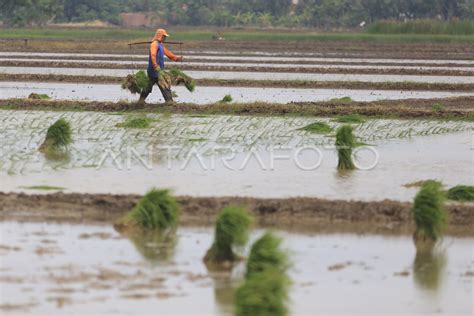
xmin=121 ymin=70 xmax=149 ymax=94
xmin=413 ymin=249 xmax=446 ymax=290
xmin=412 ymin=181 xmax=447 ymax=247
xmin=22 ymin=185 xmax=65 ymax=191
xmin=330 ymin=96 xmax=353 ymax=103
xmin=28 ymin=93 xmax=51 ymax=100
xmin=235 ymin=268 xmax=290 ymax=316
xmin=403 ymin=180 xmax=442 ymax=188
xmin=204 ymin=206 xmax=252 ymax=265
xmin=116 ymin=116 xmax=154 ymax=129
xmin=298 ymin=121 xmax=333 ymax=134
xmin=446 ymin=185 xmax=474 ymax=202
xmin=118 ymin=189 xmax=179 ymax=231
xmin=432 ymin=103 xmax=445 ymax=113
xmin=333 ymin=114 xmax=366 ymax=124
xmin=335 ymin=125 xmax=356 ymax=171
xmin=159 ymin=68 xmax=195 ymax=92
xmin=39 ymin=118 xmax=73 ymax=153
xmin=220 ymin=95 xmax=233 ymax=103
xmin=246 ymin=232 xmax=288 ymax=278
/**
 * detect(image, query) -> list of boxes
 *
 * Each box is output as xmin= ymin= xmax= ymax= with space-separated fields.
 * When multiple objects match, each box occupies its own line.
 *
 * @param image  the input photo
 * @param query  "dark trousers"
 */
xmin=140 ymin=77 xmax=173 ymax=102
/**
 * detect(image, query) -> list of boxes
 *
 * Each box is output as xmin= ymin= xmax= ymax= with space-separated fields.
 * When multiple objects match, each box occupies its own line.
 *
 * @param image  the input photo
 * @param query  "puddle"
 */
xmin=1 ymin=52 xmax=474 ymax=65
xmin=2 ymin=67 xmax=473 ymax=84
xmin=0 ymin=221 xmax=472 ymax=315
xmin=1 ymin=82 xmax=472 ymax=104
xmin=0 ymin=110 xmax=472 ymax=201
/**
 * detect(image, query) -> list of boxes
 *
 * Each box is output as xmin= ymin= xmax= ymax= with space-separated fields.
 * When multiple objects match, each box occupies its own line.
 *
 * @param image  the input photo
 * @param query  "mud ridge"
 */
xmin=0 ymin=192 xmax=472 ymax=236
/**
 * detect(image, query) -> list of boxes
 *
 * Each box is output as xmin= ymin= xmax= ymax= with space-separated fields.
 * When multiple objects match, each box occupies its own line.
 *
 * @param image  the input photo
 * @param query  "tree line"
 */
xmin=1 ymin=0 xmax=473 ymax=28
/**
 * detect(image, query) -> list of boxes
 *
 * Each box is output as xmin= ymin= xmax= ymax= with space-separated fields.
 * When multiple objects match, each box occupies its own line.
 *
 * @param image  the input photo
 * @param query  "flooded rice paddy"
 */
xmin=2 ymin=67 xmax=473 ymax=84
xmin=0 ymin=110 xmax=472 ymax=201
xmin=0 ymin=221 xmax=472 ymax=315
xmin=1 ymin=82 xmax=473 ymax=104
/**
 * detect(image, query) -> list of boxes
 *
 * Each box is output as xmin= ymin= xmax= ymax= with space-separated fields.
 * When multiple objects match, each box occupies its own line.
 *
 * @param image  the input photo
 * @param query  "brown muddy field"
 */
xmin=2 ymin=73 xmax=473 ymax=91
xmin=1 ymin=96 xmax=473 ymax=119
xmin=2 ymin=39 xmax=474 ymax=60
xmin=0 ymin=192 xmax=473 ymax=236
xmin=1 ymin=60 xmax=472 ymax=77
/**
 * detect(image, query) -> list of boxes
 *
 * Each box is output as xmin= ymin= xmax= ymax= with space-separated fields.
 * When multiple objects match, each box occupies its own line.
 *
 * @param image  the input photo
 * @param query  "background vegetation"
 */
xmin=1 ymin=0 xmax=473 ymax=32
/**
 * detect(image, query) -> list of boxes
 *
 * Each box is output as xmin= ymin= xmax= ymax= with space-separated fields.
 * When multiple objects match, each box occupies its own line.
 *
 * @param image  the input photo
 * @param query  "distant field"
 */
xmin=1 ymin=28 xmax=474 ymax=43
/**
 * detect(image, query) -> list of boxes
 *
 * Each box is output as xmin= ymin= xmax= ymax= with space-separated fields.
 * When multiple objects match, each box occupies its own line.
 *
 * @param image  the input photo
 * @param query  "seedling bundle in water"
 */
xmin=412 ymin=181 xmax=447 ymax=246
xmin=204 ymin=206 xmax=252 ymax=264
xmin=236 ymin=232 xmax=290 ymax=316
xmin=336 ymin=125 xmax=356 ymax=171
xmin=118 ymin=189 xmax=179 ymax=231
xmin=39 ymin=118 xmax=72 ymax=153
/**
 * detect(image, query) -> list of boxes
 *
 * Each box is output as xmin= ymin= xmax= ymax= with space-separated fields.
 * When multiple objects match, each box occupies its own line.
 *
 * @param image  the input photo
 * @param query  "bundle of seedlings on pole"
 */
xmin=446 ymin=185 xmax=474 ymax=201
xmin=235 ymin=232 xmax=290 ymax=316
xmin=116 ymin=189 xmax=179 ymax=231
xmin=39 ymin=118 xmax=72 ymax=154
xmin=121 ymin=70 xmax=149 ymax=94
xmin=159 ymin=68 xmax=196 ymax=92
xmin=412 ymin=181 xmax=447 ymax=250
xmin=336 ymin=125 xmax=356 ymax=171
xmin=204 ymin=206 xmax=252 ymax=266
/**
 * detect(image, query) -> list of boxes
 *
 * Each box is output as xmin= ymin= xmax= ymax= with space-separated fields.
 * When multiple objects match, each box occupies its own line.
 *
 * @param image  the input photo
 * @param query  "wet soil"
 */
xmin=0 ymin=192 xmax=473 ymax=236
xmin=1 ymin=60 xmax=472 ymax=76
xmin=1 ymin=97 xmax=472 ymax=119
xmin=2 ymin=73 xmax=473 ymax=92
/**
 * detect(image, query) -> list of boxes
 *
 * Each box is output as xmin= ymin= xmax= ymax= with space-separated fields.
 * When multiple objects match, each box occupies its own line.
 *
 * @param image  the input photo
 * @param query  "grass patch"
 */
xmin=121 ymin=70 xmax=149 ymax=95
xmin=432 ymin=103 xmax=445 ymax=113
xmin=39 ymin=118 xmax=72 ymax=152
xmin=21 ymin=185 xmax=65 ymax=191
xmin=220 ymin=95 xmax=233 ymax=103
xmin=246 ymin=232 xmax=288 ymax=279
xmin=124 ymin=189 xmax=179 ymax=231
xmin=446 ymin=185 xmax=474 ymax=202
xmin=330 ymin=96 xmax=353 ymax=103
xmin=333 ymin=114 xmax=367 ymax=124
xmin=336 ymin=125 xmax=356 ymax=171
xmin=204 ymin=206 xmax=252 ymax=264
xmin=413 ymin=181 xmax=447 ymax=243
xmin=235 ymin=268 xmax=290 ymax=316
xmin=368 ymin=19 xmax=474 ymax=35
xmin=116 ymin=116 xmax=155 ymax=129
xmin=298 ymin=121 xmax=333 ymax=134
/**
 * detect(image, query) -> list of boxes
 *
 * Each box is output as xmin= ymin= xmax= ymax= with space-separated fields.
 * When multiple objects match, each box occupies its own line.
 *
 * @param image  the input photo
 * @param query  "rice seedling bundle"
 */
xmin=39 ymin=118 xmax=72 ymax=152
xmin=336 ymin=125 xmax=356 ymax=171
xmin=121 ymin=70 xmax=149 ymax=94
xmin=446 ymin=185 xmax=474 ymax=201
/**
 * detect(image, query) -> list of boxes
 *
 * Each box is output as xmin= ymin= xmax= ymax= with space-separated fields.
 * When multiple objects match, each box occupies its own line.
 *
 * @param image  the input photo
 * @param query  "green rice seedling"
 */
xmin=298 ymin=121 xmax=333 ymax=134
xmin=330 ymin=96 xmax=353 ymax=103
xmin=204 ymin=206 xmax=252 ymax=264
xmin=220 ymin=95 xmax=233 ymax=103
xmin=333 ymin=114 xmax=366 ymax=124
xmin=432 ymin=103 xmax=445 ymax=113
xmin=39 ymin=118 xmax=72 ymax=152
xmin=246 ymin=232 xmax=288 ymax=278
xmin=403 ymin=180 xmax=442 ymax=188
xmin=446 ymin=185 xmax=474 ymax=202
xmin=235 ymin=268 xmax=290 ymax=316
xmin=22 ymin=185 xmax=65 ymax=191
xmin=123 ymin=189 xmax=179 ymax=231
xmin=116 ymin=116 xmax=154 ymax=129
xmin=336 ymin=125 xmax=356 ymax=171
xmin=121 ymin=70 xmax=149 ymax=94
xmin=412 ymin=181 xmax=447 ymax=245
xmin=28 ymin=93 xmax=51 ymax=100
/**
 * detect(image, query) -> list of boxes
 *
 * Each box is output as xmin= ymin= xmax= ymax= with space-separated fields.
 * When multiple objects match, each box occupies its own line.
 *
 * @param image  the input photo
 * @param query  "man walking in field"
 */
xmin=139 ymin=29 xmax=183 ymax=104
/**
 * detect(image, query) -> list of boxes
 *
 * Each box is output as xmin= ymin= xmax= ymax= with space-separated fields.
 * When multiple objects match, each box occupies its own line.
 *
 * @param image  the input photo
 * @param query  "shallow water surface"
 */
xmin=0 ymin=221 xmax=472 ymax=315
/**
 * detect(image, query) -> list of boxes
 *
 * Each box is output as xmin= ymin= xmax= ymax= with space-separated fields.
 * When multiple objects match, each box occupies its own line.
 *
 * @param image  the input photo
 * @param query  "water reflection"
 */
xmin=125 ymin=229 xmax=178 ymax=265
xmin=413 ymin=247 xmax=447 ymax=291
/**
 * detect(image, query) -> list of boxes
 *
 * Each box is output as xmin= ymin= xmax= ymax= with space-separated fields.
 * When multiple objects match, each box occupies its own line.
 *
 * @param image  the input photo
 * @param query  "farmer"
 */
xmin=139 ymin=28 xmax=183 ymax=104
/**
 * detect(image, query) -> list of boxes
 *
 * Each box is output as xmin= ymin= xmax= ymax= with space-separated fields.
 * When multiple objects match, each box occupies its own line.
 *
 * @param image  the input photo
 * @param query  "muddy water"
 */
xmin=0 ymin=110 xmax=472 ymax=201
xmin=1 ymin=52 xmax=474 ymax=65
xmin=2 ymin=58 xmax=473 ymax=72
xmin=0 ymin=221 xmax=472 ymax=315
xmin=1 ymin=82 xmax=473 ymax=104
xmin=2 ymin=67 xmax=473 ymax=84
